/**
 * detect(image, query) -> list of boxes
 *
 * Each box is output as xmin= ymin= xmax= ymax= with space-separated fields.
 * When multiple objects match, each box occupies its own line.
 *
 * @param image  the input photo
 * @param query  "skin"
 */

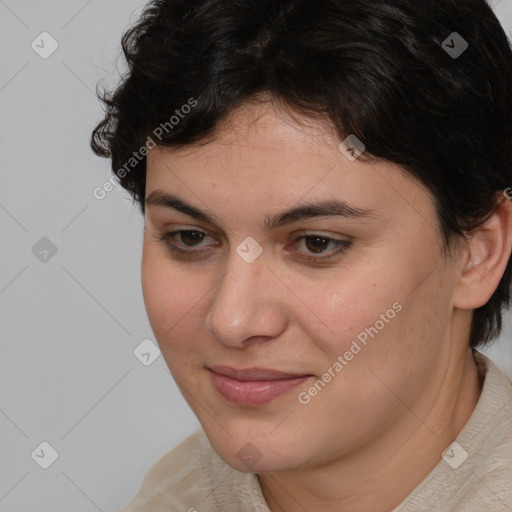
xmin=141 ymin=99 xmax=512 ymax=512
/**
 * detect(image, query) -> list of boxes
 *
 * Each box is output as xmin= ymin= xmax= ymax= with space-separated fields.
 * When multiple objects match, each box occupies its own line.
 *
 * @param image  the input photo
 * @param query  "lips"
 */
xmin=209 ymin=366 xmax=314 ymax=406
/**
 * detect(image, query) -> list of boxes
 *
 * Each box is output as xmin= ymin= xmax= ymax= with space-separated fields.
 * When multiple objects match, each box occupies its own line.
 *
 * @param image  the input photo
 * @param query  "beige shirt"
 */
xmin=118 ymin=351 xmax=512 ymax=511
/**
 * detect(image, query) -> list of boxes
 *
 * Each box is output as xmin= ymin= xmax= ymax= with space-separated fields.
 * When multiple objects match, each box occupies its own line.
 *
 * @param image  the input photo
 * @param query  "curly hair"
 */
xmin=90 ymin=0 xmax=512 ymax=348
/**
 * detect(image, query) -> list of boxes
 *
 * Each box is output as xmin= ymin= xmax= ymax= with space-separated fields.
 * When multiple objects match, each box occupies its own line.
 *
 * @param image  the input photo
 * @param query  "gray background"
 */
xmin=1 ymin=1 xmax=511 ymax=510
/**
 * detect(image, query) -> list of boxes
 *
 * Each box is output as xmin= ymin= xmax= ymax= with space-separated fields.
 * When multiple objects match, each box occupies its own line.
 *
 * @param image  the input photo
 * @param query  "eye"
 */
xmin=303 ymin=235 xmax=337 ymax=253
xmin=291 ymin=234 xmax=352 ymax=262
xmin=172 ymin=230 xmax=205 ymax=247
xmin=155 ymin=229 xmax=216 ymax=256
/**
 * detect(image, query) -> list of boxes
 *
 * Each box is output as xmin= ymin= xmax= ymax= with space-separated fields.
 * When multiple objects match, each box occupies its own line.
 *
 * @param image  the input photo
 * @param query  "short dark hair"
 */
xmin=91 ymin=0 xmax=512 ymax=348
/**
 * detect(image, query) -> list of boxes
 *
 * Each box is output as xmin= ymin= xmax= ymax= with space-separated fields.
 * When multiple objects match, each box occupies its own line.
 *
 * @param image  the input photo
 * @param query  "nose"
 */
xmin=204 ymin=249 xmax=288 ymax=348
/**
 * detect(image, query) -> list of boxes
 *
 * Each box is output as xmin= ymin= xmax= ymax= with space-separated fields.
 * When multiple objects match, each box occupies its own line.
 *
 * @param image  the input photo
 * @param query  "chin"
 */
xmin=220 ymin=447 xmax=302 ymax=474
xmin=202 ymin=423 xmax=307 ymax=473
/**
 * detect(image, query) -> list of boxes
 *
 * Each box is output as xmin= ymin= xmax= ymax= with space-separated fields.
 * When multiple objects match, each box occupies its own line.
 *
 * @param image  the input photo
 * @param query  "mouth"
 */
xmin=208 ymin=365 xmax=314 ymax=406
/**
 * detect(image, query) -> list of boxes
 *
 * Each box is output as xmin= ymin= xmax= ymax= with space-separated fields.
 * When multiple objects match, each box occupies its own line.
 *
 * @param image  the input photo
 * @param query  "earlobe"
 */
xmin=453 ymin=193 xmax=512 ymax=310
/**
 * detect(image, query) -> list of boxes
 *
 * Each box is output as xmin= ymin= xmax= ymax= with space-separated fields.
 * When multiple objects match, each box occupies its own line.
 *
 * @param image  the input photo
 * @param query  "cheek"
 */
xmin=315 ymin=269 xmax=454 ymax=413
xmin=141 ymin=246 xmax=206 ymax=345
xmin=305 ymin=258 xmax=446 ymax=391
xmin=304 ymin=267 xmax=407 ymax=358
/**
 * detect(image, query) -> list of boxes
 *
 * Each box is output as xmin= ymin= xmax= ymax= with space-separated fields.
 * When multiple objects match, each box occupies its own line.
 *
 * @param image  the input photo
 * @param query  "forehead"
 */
xmin=148 ymin=101 xmax=339 ymax=172
xmin=145 ymin=100 xmax=437 ymax=230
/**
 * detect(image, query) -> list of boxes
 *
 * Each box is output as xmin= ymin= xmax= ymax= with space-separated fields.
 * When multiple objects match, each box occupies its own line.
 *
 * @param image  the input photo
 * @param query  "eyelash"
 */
xmin=155 ymin=230 xmax=352 ymax=263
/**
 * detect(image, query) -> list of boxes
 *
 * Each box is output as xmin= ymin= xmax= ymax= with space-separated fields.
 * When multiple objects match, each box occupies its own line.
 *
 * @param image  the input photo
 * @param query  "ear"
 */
xmin=453 ymin=192 xmax=512 ymax=310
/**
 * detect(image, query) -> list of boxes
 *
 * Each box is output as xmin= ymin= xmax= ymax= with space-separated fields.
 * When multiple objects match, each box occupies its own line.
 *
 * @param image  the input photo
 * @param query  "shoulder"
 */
xmin=457 ymin=352 xmax=512 ymax=508
xmin=117 ymin=428 xmax=270 ymax=512
xmin=395 ymin=351 xmax=512 ymax=511
xmin=116 ymin=429 xmax=209 ymax=511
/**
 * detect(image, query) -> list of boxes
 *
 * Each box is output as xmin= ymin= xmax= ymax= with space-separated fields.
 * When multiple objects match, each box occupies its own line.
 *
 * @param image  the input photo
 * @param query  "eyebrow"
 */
xmin=145 ymin=190 xmax=382 ymax=230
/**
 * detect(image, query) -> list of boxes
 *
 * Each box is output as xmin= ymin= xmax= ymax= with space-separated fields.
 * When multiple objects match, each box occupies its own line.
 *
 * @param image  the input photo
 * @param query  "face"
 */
xmin=142 ymin=100 xmax=464 ymax=473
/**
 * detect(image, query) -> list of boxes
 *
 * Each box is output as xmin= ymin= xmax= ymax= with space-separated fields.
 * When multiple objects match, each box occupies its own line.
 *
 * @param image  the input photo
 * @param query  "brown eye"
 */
xmin=155 ymin=229 xmax=214 ymax=257
xmin=180 ymin=231 xmax=205 ymax=246
xmin=292 ymin=233 xmax=353 ymax=263
xmin=304 ymin=236 xmax=330 ymax=253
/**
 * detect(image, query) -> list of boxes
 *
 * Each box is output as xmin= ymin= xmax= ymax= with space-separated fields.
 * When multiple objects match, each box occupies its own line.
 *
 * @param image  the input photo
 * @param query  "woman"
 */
xmin=91 ymin=0 xmax=512 ymax=510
